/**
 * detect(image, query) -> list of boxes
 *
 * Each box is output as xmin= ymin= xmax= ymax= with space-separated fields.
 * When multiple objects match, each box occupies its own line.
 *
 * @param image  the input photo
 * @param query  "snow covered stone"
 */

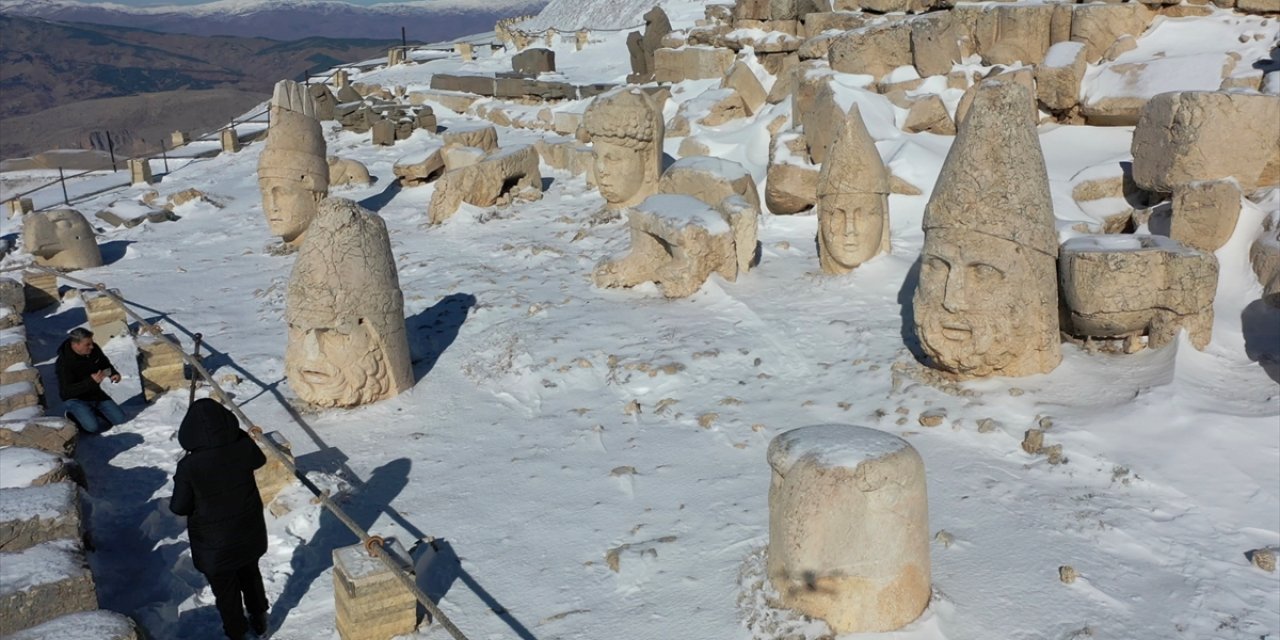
xmin=0 ymin=447 xmax=74 ymax=488
xmin=22 ymin=209 xmax=103 ymax=272
xmin=287 ymin=199 xmax=414 ymax=408
xmin=0 ymin=482 xmax=82 ymax=552
xmin=828 ymin=22 xmax=911 ymax=80
xmin=1068 ymin=3 xmax=1154 ymax=64
xmin=0 ymin=381 xmax=39 ymax=416
xmin=594 ymin=193 xmax=757 ymax=298
xmin=328 ymin=156 xmax=372 ymax=188
xmin=766 ymin=131 xmax=818 ymax=214
xmin=1252 ymin=209 xmax=1280 ymax=307
xmin=128 ymin=158 xmax=153 ymax=186
xmin=83 ymin=289 xmax=128 ymax=342
xmin=1171 ymin=180 xmax=1242 ymax=253
xmin=914 ymin=79 xmax=1061 ymax=378
xmin=0 ymin=326 xmax=31 ymax=372
xmin=1059 ymin=235 xmax=1218 ymax=350
xmin=766 ymin=424 xmax=930 ymax=633
xmin=427 ymin=145 xmax=543 ymax=224
xmin=333 ymin=540 xmax=416 ymax=640
xmin=653 ymin=46 xmax=736 ymax=83
xmin=0 ymin=418 xmax=77 ymax=456
xmin=1131 ymin=91 xmax=1280 ymax=194
xmin=903 ymin=94 xmax=955 ymax=135
xmin=722 ymin=60 xmax=767 ymax=116
xmin=219 ymin=127 xmax=241 ymax=153
xmin=136 ymin=334 xmax=187 ymax=403
xmin=655 ymin=156 xmax=762 ymax=214
xmin=817 ymin=104 xmax=891 ymax=275
xmin=258 ymin=79 xmax=329 ymax=247
xmin=0 ymin=539 xmax=97 ymax=636
xmin=393 ymin=147 xmax=445 ymax=186
xmin=512 ymin=47 xmax=555 ymax=76
xmin=583 ymin=88 xmax=665 ymax=209
xmin=1036 ymin=41 xmax=1087 ymax=112
xmin=6 ymin=610 xmax=140 ymax=640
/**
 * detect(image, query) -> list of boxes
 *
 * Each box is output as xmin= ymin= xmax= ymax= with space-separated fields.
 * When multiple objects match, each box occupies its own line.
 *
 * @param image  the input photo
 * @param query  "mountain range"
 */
xmin=0 ymin=0 xmax=546 ymax=40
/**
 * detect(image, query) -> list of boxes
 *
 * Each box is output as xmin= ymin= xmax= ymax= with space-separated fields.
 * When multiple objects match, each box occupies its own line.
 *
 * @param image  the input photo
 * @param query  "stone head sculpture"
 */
xmin=816 ymin=103 xmax=890 ymax=275
xmin=582 ymin=88 xmax=664 ymax=209
xmin=913 ymin=80 xmax=1061 ymax=378
xmin=285 ymin=198 xmax=413 ymax=407
xmin=259 ymin=80 xmax=329 ymax=246
xmin=23 ymin=209 xmax=103 ymax=271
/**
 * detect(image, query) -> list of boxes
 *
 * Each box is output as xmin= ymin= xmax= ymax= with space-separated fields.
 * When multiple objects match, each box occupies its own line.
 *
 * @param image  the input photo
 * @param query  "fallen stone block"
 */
xmin=512 ymin=48 xmax=555 ymax=75
xmin=1170 ymin=180 xmax=1242 ymax=253
xmin=333 ymin=540 xmax=416 ymax=640
xmin=440 ymin=124 xmax=499 ymax=152
xmin=828 ymin=22 xmax=912 ymax=79
xmin=903 ymin=94 xmax=956 ymax=135
xmin=82 ymin=289 xmax=128 ymax=342
xmin=0 ymin=418 xmax=77 ymax=456
xmin=6 ymin=610 xmax=141 ymax=640
xmin=428 ymin=74 xmax=496 ymax=96
xmin=0 ymin=381 xmax=39 ymax=416
xmin=135 ymin=334 xmax=187 ymax=403
xmin=766 ymin=132 xmax=818 ymax=214
xmin=1069 ymin=3 xmax=1155 ymax=64
xmin=654 ymin=46 xmax=736 ymax=83
xmin=1037 ymin=41 xmax=1087 ymax=112
xmin=393 ymin=147 xmax=446 ymax=186
xmin=428 ymin=145 xmax=543 ymax=224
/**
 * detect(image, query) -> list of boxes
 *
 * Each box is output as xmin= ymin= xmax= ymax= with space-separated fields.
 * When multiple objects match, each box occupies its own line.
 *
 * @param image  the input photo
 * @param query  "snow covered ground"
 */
xmin=3 ymin=1 xmax=1278 ymax=639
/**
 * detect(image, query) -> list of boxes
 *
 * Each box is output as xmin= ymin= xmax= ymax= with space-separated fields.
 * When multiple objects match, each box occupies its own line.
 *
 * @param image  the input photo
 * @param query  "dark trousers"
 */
xmin=207 ymin=563 xmax=268 ymax=638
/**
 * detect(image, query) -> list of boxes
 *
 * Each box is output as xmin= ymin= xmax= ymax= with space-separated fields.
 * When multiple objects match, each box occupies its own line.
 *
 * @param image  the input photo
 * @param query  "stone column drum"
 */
xmin=767 ymin=424 xmax=930 ymax=634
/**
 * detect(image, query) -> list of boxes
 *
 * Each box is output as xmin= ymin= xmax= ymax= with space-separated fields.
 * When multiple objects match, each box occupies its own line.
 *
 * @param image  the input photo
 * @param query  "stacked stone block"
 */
xmin=333 ymin=540 xmax=417 ymax=640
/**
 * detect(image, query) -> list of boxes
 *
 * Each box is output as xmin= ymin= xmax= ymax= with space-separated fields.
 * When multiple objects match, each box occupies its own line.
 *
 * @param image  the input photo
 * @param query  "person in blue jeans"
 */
xmin=56 ymin=327 xmax=126 ymax=433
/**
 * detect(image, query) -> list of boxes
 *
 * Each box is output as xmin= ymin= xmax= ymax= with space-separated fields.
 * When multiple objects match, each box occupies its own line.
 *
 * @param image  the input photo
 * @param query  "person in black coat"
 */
xmin=55 ymin=327 xmax=126 ymax=433
xmin=170 ymin=398 xmax=270 ymax=639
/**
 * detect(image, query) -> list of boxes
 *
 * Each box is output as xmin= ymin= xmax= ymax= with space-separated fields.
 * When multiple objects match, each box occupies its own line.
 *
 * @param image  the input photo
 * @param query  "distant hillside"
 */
xmin=0 ymin=14 xmax=412 ymax=159
xmin=0 ymin=0 xmax=547 ymax=40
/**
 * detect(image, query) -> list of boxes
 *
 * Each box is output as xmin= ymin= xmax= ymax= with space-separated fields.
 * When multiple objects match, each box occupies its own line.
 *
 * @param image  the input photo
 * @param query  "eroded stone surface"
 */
xmin=22 ymin=210 xmax=102 ymax=271
xmin=327 ymin=157 xmax=373 ymax=188
xmin=286 ymin=198 xmax=413 ymax=407
xmin=1060 ymin=235 xmax=1218 ymax=350
xmin=767 ymin=424 xmax=930 ymax=633
xmin=1171 ymin=180 xmax=1242 ymax=253
xmin=913 ymin=79 xmax=1061 ymax=378
xmin=583 ymin=88 xmax=665 ymax=209
xmin=427 ymin=145 xmax=543 ymax=224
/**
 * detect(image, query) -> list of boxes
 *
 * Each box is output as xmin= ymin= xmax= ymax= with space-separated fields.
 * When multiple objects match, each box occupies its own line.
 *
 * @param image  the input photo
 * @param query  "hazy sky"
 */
xmin=99 ymin=0 xmax=433 ymax=5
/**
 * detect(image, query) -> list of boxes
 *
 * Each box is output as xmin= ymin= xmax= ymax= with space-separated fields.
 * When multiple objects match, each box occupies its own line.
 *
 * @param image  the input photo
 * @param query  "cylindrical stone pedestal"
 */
xmin=766 ymin=424 xmax=930 ymax=633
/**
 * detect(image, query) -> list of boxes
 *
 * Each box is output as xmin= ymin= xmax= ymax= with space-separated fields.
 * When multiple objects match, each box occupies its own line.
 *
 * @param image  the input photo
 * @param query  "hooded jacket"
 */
xmin=55 ymin=338 xmax=118 ymax=402
xmin=169 ymin=398 xmax=268 ymax=575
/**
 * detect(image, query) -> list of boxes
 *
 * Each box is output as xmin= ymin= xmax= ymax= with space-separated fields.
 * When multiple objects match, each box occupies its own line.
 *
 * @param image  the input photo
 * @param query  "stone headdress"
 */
xmin=258 ymin=80 xmax=328 ymax=188
xmin=582 ymin=88 xmax=664 ymax=149
xmin=921 ymin=79 xmax=1057 ymax=258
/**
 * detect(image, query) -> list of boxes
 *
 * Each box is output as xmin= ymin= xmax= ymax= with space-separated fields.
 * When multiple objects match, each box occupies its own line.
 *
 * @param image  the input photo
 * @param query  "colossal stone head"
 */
xmin=912 ymin=80 xmax=1061 ymax=378
xmin=258 ymin=80 xmax=329 ymax=245
xmin=816 ymin=103 xmax=890 ymax=275
xmin=22 ymin=209 xmax=103 ymax=271
xmin=582 ymin=88 xmax=664 ymax=208
xmin=285 ymin=198 xmax=413 ymax=407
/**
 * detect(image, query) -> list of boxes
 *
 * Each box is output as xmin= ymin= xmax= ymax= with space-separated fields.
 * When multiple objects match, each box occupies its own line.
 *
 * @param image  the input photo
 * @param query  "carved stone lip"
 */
xmin=940 ymin=323 xmax=972 ymax=341
xmin=299 ymin=368 xmax=334 ymax=384
xmin=34 ymin=242 xmax=64 ymax=255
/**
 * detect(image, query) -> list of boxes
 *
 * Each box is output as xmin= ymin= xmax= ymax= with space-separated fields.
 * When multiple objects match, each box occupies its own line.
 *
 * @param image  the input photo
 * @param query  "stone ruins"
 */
xmin=258 ymin=80 xmax=329 ymax=246
xmin=816 ymin=103 xmax=891 ymax=275
xmin=582 ymin=88 xmax=665 ymax=209
xmin=22 ymin=209 xmax=103 ymax=271
xmin=285 ymin=198 xmax=414 ymax=408
xmin=767 ymin=424 xmax=930 ymax=633
xmin=594 ymin=156 xmax=759 ymax=298
xmin=914 ymin=80 xmax=1061 ymax=379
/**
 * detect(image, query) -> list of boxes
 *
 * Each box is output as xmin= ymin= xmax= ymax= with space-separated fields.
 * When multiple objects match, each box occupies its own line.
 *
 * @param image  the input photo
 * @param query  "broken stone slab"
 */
xmin=722 ymin=60 xmax=768 ymax=116
xmin=534 ymin=139 xmax=594 ymax=177
xmin=428 ymin=74 xmax=497 ymax=96
xmin=1131 ymin=91 xmax=1280 ymax=193
xmin=0 ymin=418 xmax=77 ymax=456
xmin=6 ymin=610 xmax=141 ymax=640
xmin=428 ymin=145 xmax=543 ymax=224
xmin=0 ymin=539 xmax=98 ymax=636
xmin=903 ymin=94 xmax=956 ymax=135
xmin=393 ymin=147 xmax=446 ymax=186
xmin=1170 ymin=180 xmax=1242 ymax=253
xmin=493 ymin=76 xmax=577 ymax=101
xmin=440 ymin=124 xmax=499 ymax=152
xmin=1036 ymin=41 xmax=1087 ymax=112
xmin=593 ymin=193 xmax=757 ymax=298
xmin=1069 ymin=3 xmax=1155 ymax=64
xmin=656 ymin=155 xmax=762 ymax=214
xmin=654 ymin=46 xmax=737 ymax=83
xmin=0 ymin=482 xmax=82 ymax=552
xmin=328 ymin=157 xmax=373 ymax=188
xmin=333 ymin=539 xmax=417 ymax=640
xmin=1059 ymin=234 xmax=1218 ymax=350
xmin=408 ymin=89 xmax=479 ymax=114
xmin=0 ymin=447 xmax=75 ymax=488
xmin=512 ymin=48 xmax=555 ymax=75
xmin=94 ymin=203 xmax=178 ymax=230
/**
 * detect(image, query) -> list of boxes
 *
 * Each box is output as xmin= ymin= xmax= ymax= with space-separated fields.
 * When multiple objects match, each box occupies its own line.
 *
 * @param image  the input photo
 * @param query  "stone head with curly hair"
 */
xmin=583 ymin=88 xmax=665 ymax=208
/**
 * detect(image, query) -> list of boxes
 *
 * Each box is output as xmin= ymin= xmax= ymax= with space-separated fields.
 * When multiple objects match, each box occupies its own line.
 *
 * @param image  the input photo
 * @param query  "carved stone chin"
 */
xmin=23 ymin=209 xmax=103 ymax=271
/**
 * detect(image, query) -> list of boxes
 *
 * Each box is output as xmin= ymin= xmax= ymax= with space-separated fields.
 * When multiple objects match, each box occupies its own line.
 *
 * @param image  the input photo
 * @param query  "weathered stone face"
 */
xmin=22 ymin=209 xmax=102 ymax=271
xmin=259 ymin=80 xmax=329 ymax=245
xmin=583 ymin=89 xmax=665 ymax=209
xmin=913 ymin=80 xmax=1061 ymax=378
xmin=285 ymin=198 xmax=412 ymax=407
xmin=816 ymin=104 xmax=890 ymax=275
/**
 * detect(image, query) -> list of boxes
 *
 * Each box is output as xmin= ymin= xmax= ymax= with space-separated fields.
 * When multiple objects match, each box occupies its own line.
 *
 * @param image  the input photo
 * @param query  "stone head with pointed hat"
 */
xmin=912 ymin=79 xmax=1061 ymax=378
xmin=816 ymin=103 xmax=891 ymax=275
xmin=582 ymin=88 xmax=664 ymax=209
xmin=285 ymin=198 xmax=413 ymax=407
xmin=259 ymin=80 xmax=329 ymax=245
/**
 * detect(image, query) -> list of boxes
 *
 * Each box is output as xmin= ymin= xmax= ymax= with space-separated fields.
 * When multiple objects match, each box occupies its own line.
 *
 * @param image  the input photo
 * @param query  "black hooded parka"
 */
xmin=169 ymin=398 xmax=268 ymax=576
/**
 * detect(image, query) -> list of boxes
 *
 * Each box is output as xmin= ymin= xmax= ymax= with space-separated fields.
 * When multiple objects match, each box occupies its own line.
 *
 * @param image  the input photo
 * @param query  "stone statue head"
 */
xmin=22 ymin=208 xmax=103 ymax=271
xmin=583 ymin=88 xmax=664 ymax=208
xmin=912 ymin=80 xmax=1060 ymax=378
xmin=285 ymin=198 xmax=413 ymax=407
xmin=816 ymin=104 xmax=890 ymax=275
xmin=258 ymin=80 xmax=329 ymax=245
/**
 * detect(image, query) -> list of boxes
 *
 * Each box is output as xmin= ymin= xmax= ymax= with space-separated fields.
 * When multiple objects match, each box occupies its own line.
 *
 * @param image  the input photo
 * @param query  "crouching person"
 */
xmin=170 ymin=398 xmax=271 ymax=639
